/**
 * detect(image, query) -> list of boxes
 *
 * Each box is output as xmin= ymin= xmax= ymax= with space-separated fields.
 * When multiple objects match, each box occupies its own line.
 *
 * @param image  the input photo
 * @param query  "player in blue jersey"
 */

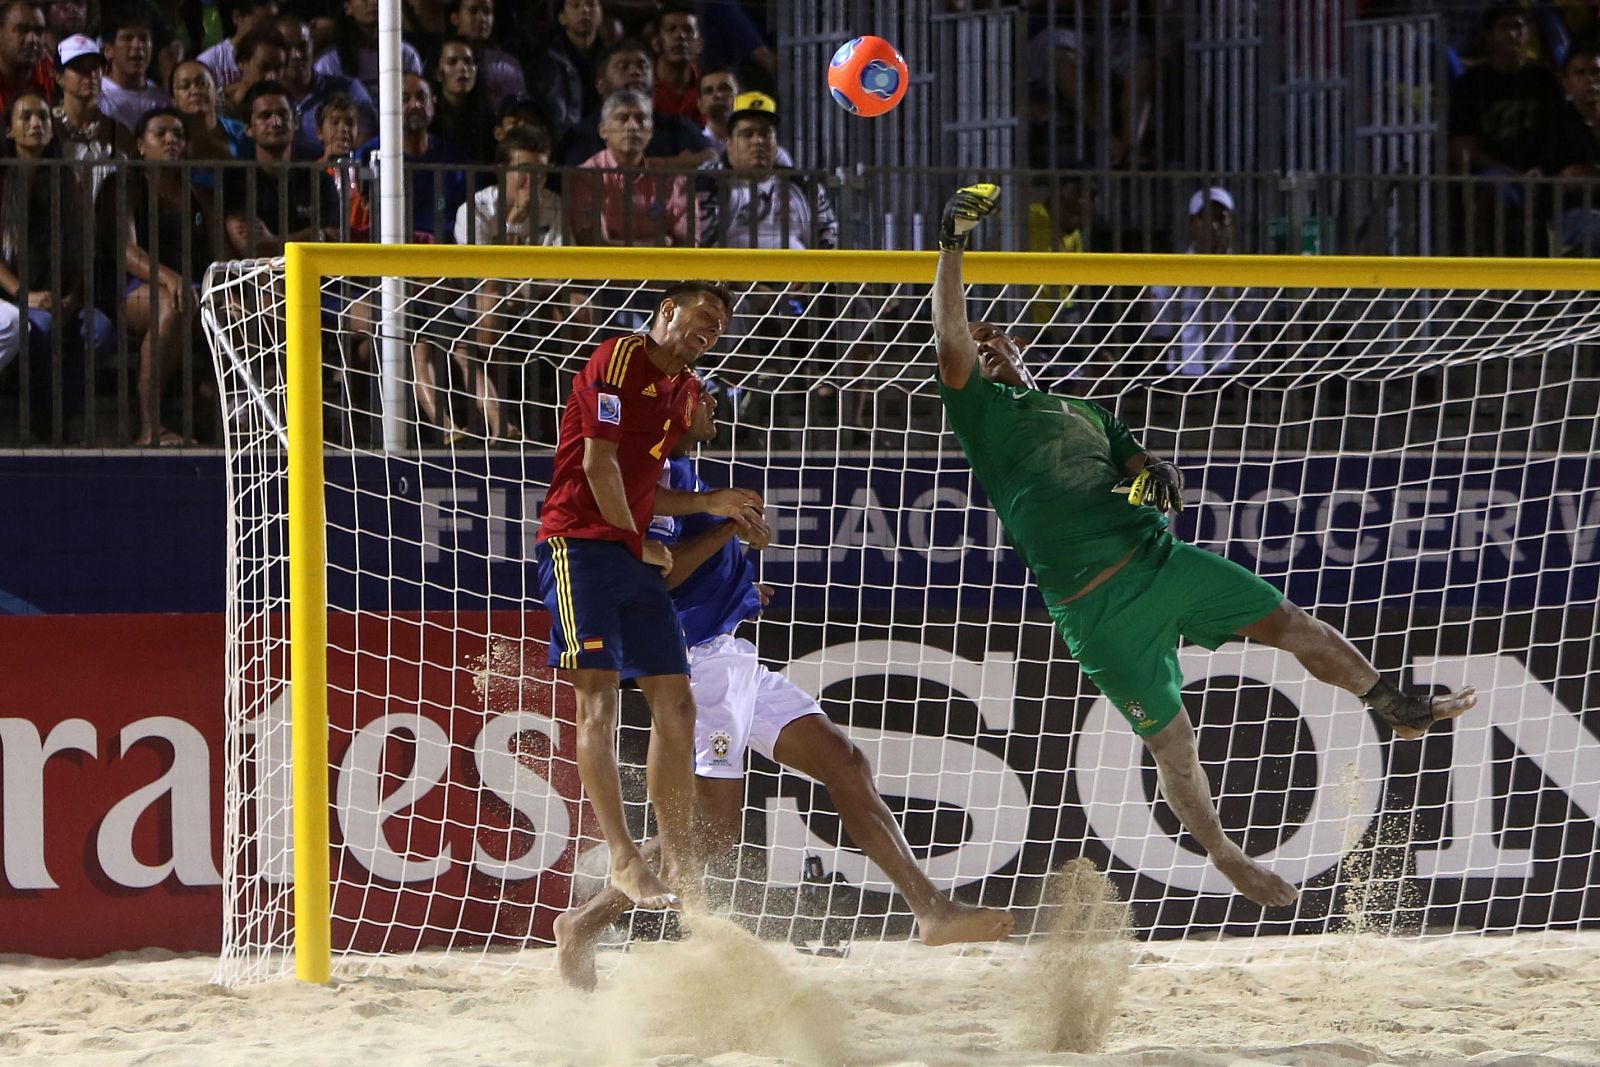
xmin=554 ymin=385 xmax=1015 ymax=989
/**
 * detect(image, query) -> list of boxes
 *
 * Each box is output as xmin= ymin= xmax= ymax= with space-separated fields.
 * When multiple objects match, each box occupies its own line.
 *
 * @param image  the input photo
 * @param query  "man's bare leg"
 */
xmin=1238 ymin=600 xmax=1477 ymax=739
xmin=772 ymin=714 xmax=1015 ymax=945
xmin=1144 ymin=710 xmax=1299 ymax=907
xmin=555 ymin=776 xmax=735 ymax=991
xmin=569 ymin=668 xmax=678 ymax=909
xmin=634 ymin=673 xmax=701 ymax=898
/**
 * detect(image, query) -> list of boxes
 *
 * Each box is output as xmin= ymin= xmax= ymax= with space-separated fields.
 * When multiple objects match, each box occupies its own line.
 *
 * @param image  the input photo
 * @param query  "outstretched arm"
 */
xmin=933 ymin=248 xmax=979 ymax=390
xmin=932 ymin=183 xmax=1002 ymax=390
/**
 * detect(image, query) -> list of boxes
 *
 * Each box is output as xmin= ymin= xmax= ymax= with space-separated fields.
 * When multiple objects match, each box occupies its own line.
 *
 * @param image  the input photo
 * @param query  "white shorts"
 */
xmin=689 ymin=634 xmax=824 ymax=778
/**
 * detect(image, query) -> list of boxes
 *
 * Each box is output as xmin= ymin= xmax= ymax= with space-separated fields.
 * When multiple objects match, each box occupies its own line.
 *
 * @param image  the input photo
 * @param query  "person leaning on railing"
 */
xmin=314 ymin=91 xmax=365 ymax=240
xmin=220 ymin=79 xmax=341 ymax=256
xmin=93 ymin=105 xmax=215 ymax=447
xmin=694 ymin=91 xmax=829 ymax=251
xmin=567 ymin=89 xmax=692 ymax=247
xmin=0 ymin=90 xmax=114 ymax=438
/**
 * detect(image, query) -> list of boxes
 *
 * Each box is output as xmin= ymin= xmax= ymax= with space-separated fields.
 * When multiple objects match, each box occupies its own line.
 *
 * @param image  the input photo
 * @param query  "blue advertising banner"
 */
xmin=3 ymin=452 xmax=1597 ymax=616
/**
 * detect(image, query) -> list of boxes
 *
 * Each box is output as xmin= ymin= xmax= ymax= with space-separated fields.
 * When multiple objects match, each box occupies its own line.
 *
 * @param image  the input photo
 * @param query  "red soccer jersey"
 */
xmin=537 ymin=333 xmax=701 ymax=556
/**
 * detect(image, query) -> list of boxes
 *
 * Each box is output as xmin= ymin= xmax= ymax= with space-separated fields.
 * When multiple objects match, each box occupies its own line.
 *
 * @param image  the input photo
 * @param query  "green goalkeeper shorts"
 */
xmin=1045 ymin=532 xmax=1286 ymax=737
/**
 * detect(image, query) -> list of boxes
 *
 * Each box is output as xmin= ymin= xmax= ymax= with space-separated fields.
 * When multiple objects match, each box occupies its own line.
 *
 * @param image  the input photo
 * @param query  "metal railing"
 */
xmin=3 ymin=156 xmax=1600 ymax=450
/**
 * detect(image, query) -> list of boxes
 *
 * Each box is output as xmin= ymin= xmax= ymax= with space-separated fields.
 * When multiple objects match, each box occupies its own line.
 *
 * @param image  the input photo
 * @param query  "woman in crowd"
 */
xmin=430 ymin=36 xmax=496 ymax=163
xmin=169 ymin=59 xmax=246 ymax=168
xmin=0 ymin=91 xmax=113 ymax=437
xmin=95 ymin=107 xmax=217 ymax=446
xmin=445 ymin=0 xmax=524 ymax=108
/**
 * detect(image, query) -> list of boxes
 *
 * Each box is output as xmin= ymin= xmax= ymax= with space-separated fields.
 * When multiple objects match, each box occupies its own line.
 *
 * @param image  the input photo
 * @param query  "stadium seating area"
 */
xmin=0 ymin=0 xmax=1596 ymax=447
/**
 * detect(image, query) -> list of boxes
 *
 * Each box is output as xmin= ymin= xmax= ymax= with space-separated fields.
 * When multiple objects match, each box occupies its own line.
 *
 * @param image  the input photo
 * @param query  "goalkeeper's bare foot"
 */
xmin=553 ymin=908 xmax=601 ymax=992
xmin=1214 ymin=849 xmax=1298 ymax=908
xmin=1390 ymin=686 xmax=1477 ymax=741
xmin=918 ymin=899 xmax=1015 ymax=946
xmin=611 ymin=854 xmax=680 ymax=911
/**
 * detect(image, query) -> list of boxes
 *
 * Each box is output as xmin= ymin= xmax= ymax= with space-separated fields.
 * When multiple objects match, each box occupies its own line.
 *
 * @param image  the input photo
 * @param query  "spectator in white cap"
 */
xmin=1187 ymin=185 xmax=1235 ymax=252
xmin=1148 ymin=185 xmax=1253 ymax=379
xmin=53 ymin=32 xmax=133 ymax=196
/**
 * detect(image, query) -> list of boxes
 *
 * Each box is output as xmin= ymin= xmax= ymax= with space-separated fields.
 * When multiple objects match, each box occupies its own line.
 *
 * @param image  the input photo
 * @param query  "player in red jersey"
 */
xmin=536 ymin=279 xmax=763 ymax=911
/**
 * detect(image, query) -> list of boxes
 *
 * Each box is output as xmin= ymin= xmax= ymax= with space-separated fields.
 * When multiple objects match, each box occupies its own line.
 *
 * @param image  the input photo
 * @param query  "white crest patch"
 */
xmin=597 ymin=392 xmax=622 ymax=425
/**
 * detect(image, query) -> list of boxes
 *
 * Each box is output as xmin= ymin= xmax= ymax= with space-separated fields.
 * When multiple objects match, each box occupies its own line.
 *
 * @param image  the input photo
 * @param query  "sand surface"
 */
xmin=4 ymin=926 xmax=1598 ymax=1066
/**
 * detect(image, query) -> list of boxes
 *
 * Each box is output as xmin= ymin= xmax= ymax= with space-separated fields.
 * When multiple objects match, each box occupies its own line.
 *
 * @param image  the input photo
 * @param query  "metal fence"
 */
xmin=4 ymin=156 xmax=1600 ymax=449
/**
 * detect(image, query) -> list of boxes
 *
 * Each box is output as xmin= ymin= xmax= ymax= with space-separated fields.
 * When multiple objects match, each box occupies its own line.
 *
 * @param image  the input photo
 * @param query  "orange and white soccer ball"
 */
xmin=827 ymin=35 xmax=909 ymax=117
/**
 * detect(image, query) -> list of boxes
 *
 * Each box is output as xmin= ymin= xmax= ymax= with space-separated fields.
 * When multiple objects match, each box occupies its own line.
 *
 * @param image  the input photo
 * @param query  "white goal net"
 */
xmin=204 ymin=254 xmax=1600 ymax=986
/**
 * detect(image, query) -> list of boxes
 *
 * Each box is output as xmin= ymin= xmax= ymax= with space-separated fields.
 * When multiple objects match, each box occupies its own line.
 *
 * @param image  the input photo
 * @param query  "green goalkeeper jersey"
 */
xmin=939 ymin=369 xmax=1169 ymax=601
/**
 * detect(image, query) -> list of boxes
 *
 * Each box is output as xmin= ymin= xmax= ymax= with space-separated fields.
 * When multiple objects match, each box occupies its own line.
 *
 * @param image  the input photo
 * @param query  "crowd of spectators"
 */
xmin=7 ymin=0 xmax=1600 ymax=447
xmin=1447 ymin=3 xmax=1600 ymax=255
xmin=0 ymin=0 xmax=804 ymax=446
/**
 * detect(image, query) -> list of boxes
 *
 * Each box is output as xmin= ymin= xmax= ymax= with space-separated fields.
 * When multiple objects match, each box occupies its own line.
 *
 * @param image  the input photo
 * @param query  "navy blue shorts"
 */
xmin=534 ymin=536 xmax=690 ymax=679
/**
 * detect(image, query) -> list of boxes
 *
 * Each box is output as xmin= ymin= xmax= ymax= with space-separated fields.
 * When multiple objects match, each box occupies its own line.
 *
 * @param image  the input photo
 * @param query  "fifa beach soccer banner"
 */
xmin=0 ymin=452 xmax=1596 ymax=955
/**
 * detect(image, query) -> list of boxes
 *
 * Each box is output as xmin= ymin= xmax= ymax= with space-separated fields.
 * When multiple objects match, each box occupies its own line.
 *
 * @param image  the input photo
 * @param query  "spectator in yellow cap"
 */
xmin=697 ymin=91 xmax=832 ymax=250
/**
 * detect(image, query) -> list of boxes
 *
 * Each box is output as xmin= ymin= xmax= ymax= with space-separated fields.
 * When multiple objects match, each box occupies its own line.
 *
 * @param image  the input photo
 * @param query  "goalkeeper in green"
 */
xmin=933 ymin=184 xmax=1477 ymax=907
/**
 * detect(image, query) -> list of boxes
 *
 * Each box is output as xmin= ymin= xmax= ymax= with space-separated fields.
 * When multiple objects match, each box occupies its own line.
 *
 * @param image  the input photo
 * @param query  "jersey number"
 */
xmin=648 ymin=419 xmax=673 ymax=460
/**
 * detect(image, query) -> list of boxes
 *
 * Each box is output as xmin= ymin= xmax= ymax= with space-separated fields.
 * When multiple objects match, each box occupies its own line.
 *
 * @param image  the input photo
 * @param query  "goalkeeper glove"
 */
xmin=940 ymin=183 xmax=1001 ymax=251
xmin=1117 ymin=460 xmax=1185 ymax=514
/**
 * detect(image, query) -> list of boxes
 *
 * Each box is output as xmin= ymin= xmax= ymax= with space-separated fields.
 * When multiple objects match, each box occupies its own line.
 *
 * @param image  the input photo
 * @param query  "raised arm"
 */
xmin=932 ymin=183 xmax=1001 ymax=390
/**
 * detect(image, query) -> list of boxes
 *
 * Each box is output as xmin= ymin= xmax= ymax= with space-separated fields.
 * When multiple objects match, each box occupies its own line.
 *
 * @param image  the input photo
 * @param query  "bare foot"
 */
xmin=655 ymin=855 xmax=708 ymax=913
xmin=552 ymin=909 xmax=600 ymax=992
xmin=917 ymin=900 xmax=1015 ymax=946
xmin=1214 ymin=849 xmax=1298 ymax=908
xmin=1392 ymin=686 xmax=1477 ymax=741
xmin=611 ymin=854 xmax=680 ymax=911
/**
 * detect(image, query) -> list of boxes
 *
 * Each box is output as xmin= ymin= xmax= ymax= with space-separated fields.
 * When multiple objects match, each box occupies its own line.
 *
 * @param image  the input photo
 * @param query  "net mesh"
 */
xmin=203 ymin=256 xmax=1600 ymax=986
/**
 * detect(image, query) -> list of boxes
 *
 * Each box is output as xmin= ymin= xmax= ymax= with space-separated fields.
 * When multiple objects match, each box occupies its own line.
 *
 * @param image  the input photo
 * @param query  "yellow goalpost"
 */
xmin=267 ymin=243 xmax=1600 ymax=985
